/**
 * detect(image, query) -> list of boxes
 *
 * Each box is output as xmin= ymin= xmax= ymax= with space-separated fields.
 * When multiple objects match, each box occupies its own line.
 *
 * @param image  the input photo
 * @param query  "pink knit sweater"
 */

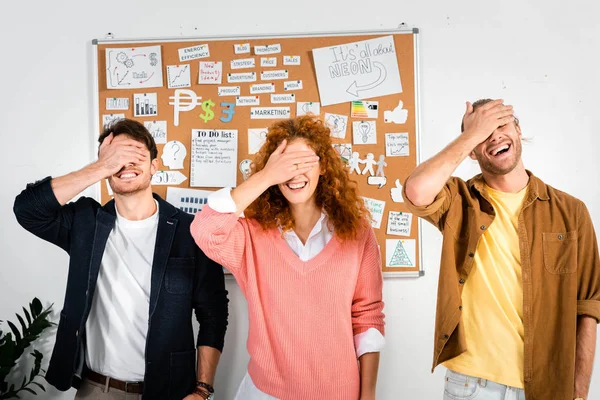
xmin=191 ymin=206 xmax=385 ymax=400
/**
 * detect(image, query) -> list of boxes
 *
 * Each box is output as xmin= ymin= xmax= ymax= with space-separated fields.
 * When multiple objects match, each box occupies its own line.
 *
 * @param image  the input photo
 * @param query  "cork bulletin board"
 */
xmin=93 ymin=29 xmax=422 ymax=276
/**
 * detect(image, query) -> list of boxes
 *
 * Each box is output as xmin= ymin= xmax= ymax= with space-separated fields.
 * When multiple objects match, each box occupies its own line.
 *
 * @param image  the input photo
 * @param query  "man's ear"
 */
xmin=516 ymin=124 xmax=522 ymax=137
xmin=150 ymin=158 xmax=159 ymax=175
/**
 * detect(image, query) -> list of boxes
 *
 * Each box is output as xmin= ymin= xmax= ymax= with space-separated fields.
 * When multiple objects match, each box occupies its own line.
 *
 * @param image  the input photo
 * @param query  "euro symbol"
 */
xmin=169 ymin=89 xmax=202 ymax=126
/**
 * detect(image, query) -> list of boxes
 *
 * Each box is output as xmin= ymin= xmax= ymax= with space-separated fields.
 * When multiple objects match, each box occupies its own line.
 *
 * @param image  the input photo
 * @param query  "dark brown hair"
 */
xmin=98 ymin=119 xmax=158 ymax=159
xmin=461 ymin=98 xmax=520 ymax=132
xmin=244 ymin=115 xmax=370 ymax=240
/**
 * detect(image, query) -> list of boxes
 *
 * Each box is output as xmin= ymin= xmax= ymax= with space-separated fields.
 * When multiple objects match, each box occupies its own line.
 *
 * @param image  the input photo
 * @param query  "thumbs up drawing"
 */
xmin=390 ymin=179 xmax=404 ymax=203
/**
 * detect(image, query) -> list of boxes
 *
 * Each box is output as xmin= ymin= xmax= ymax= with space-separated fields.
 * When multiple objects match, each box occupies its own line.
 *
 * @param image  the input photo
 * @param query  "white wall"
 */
xmin=1 ymin=1 xmax=599 ymax=399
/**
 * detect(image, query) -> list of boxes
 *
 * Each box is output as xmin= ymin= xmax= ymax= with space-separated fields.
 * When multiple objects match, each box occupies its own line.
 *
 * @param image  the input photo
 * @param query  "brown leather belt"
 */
xmin=85 ymin=369 xmax=144 ymax=394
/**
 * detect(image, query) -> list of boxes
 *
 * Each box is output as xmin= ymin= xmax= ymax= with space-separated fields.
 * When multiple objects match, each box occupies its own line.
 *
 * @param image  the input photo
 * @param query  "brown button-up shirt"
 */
xmin=403 ymin=171 xmax=600 ymax=399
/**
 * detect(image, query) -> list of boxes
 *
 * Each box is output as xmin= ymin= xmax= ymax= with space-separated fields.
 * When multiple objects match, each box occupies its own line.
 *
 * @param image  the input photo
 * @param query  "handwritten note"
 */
xmin=190 ymin=129 xmax=238 ymax=188
xmin=250 ymin=83 xmax=275 ymax=94
xmin=230 ymin=58 xmax=256 ymax=69
xmin=234 ymin=43 xmax=251 ymax=54
xmin=283 ymin=55 xmax=301 ymax=65
xmin=144 ymin=121 xmax=167 ymax=144
xmin=250 ymin=107 xmax=291 ymax=119
xmin=312 ymin=35 xmax=403 ymax=106
xmin=199 ymin=62 xmax=223 ymax=84
xmin=387 ymin=211 xmax=412 ymax=236
xmin=362 ymin=196 xmax=386 ymax=229
xmin=236 ymin=96 xmax=260 ymax=106
xmin=255 ymin=44 xmax=282 ymax=55
xmin=261 ymin=57 xmax=277 ymax=67
xmin=261 ymin=70 xmax=288 ymax=80
xmin=271 ymin=93 xmax=295 ymax=104
xmin=386 ymin=239 xmax=415 ymax=267
xmin=385 ymin=133 xmax=409 ymax=157
xmin=106 ymin=98 xmax=129 ymax=110
xmin=227 ymin=72 xmax=257 ymax=83
xmin=284 ymin=80 xmax=303 ymax=91
xmin=217 ymin=86 xmax=241 ymax=96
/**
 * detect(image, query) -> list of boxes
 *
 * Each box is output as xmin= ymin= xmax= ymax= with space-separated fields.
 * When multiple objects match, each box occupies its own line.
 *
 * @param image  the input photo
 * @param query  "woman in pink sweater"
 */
xmin=191 ymin=116 xmax=385 ymax=400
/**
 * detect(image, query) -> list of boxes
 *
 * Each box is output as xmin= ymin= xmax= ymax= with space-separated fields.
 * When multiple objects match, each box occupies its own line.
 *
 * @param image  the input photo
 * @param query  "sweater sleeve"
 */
xmin=190 ymin=203 xmax=250 ymax=282
xmin=351 ymin=226 xmax=385 ymax=337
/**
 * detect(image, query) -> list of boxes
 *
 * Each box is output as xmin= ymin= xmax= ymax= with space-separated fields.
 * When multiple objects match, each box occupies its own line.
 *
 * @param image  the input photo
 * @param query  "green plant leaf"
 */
xmin=21 ymin=375 xmax=26 ymax=388
xmin=6 ymin=321 xmax=21 ymax=343
xmin=22 ymin=308 xmax=31 ymax=325
xmin=21 ymin=388 xmax=36 ymax=395
xmin=31 ymin=381 xmax=46 ymax=392
xmin=31 ymin=299 xmax=43 ymax=318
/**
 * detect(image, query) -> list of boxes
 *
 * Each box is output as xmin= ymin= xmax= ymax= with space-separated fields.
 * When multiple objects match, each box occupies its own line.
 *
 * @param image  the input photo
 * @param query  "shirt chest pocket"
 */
xmin=165 ymin=257 xmax=195 ymax=295
xmin=543 ymin=231 xmax=577 ymax=274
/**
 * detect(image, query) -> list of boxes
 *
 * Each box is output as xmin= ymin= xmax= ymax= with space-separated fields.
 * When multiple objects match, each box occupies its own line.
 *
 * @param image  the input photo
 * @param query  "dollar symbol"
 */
xmin=199 ymin=99 xmax=215 ymax=123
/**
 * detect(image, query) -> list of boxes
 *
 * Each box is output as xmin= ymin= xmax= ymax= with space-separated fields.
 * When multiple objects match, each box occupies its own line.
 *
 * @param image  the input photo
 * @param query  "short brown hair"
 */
xmin=98 ymin=119 xmax=158 ymax=159
xmin=461 ymin=98 xmax=520 ymax=132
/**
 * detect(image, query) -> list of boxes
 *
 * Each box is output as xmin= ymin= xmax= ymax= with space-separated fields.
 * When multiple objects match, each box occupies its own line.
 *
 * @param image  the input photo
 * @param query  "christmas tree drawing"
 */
xmin=389 ymin=240 xmax=413 ymax=267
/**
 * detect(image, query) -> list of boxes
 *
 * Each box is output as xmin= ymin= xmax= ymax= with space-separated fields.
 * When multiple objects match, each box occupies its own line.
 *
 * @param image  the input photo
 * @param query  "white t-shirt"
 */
xmin=85 ymin=201 xmax=159 ymax=381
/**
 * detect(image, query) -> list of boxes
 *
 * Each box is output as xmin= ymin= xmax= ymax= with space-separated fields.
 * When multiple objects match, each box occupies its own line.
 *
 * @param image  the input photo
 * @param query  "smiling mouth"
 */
xmin=489 ymin=143 xmax=511 ymax=157
xmin=116 ymin=171 xmax=140 ymax=180
xmin=286 ymin=182 xmax=307 ymax=190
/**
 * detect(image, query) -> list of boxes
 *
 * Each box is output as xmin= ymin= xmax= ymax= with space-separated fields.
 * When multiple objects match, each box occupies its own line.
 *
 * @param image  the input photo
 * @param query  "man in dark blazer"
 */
xmin=13 ymin=119 xmax=228 ymax=400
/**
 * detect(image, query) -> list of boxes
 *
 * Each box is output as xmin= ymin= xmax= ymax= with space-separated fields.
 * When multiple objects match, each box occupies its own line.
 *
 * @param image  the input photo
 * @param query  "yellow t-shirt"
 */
xmin=443 ymin=183 xmax=528 ymax=388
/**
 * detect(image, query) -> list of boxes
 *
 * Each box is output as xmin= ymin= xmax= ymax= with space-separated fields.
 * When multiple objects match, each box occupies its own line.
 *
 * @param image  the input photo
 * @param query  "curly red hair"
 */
xmin=245 ymin=115 xmax=370 ymax=240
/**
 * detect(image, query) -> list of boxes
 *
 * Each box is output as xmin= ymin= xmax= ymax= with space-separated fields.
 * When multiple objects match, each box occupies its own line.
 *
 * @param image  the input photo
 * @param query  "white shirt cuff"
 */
xmin=207 ymin=187 xmax=237 ymax=213
xmin=354 ymin=327 xmax=385 ymax=358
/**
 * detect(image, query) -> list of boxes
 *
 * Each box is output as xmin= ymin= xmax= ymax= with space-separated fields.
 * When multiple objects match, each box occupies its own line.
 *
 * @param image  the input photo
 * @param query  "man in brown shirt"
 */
xmin=402 ymin=99 xmax=600 ymax=400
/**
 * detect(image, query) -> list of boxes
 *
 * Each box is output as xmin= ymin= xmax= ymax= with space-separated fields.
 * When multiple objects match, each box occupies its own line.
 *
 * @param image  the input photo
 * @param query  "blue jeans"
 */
xmin=444 ymin=369 xmax=526 ymax=400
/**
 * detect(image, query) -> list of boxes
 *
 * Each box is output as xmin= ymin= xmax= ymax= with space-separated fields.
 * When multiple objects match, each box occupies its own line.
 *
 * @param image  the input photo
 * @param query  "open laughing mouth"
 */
xmin=489 ymin=143 xmax=511 ymax=158
xmin=286 ymin=181 xmax=307 ymax=191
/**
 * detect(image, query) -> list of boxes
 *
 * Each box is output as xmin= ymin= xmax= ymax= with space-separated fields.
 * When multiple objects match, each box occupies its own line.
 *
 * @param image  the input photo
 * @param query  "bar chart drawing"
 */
xmin=133 ymin=93 xmax=158 ymax=117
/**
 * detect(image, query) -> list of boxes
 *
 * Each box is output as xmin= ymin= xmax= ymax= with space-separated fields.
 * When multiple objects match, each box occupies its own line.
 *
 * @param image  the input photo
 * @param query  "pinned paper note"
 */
xmin=250 ymin=107 xmax=291 ymax=119
xmin=283 ymin=56 xmax=301 ymax=65
xmin=361 ymin=153 xmax=377 ymax=176
xmin=386 ymin=239 xmax=415 ymax=267
xmin=219 ymin=102 xmax=236 ymax=123
xmin=332 ymin=143 xmax=352 ymax=163
xmin=352 ymin=121 xmax=376 ymax=144
xmin=367 ymin=176 xmax=387 ymax=188
xmin=133 ymin=93 xmax=158 ymax=117
xmin=297 ymin=102 xmax=320 ymax=116
xmin=254 ymin=44 xmax=281 ymax=55
xmin=260 ymin=57 xmax=277 ymax=67
xmin=167 ymin=65 xmax=191 ymax=89
xmin=166 ymin=187 xmax=214 ymax=215
xmin=161 ymin=140 xmax=187 ymax=170
xmin=190 ymin=129 xmax=238 ymax=188
xmin=152 ymin=170 xmax=187 ymax=185
xmin=144 ymin=121 xmax=167 ymax=144
xmin=230 ymin=58 xmax=256 ymax=70
xmin=169 ymin=89 xmax=201 ymax=126
xmin=250 ymin=83 xmax=275 ymax=94
xmin=218 ymin=86 xmax=241 ymax=97
xmin=284 ymin=80 xmax=303 ymax=91
xmin=384 ymin=100 xmax=408 ymax=124
xmin=102 ymin=114 xmax=125 ymax=127
xmin=236 ymin=96 xmax=260 ymax=106
xmin=240 ymin=159 xmax=253 ymax=180
xmin=234 ymin=43 xmax=251 ymax=54
xmin=178 ymin=44 xmax=210 ymax=62
xmin=390 ymin=179 xmax=404 ymax=203
xmin=385 ymin=133 xmax=409 ymax=157
xmin=363 ymin=197 xmax=386 ymax=229
xmin=387 ymin=212 xmax=412 ymax=236
xmin=106 ymin=46 xmax=163 ymax=89
xmin=312 ymin=35 xmax=403 ymax=106
xmin=271 ymin=93 xmax=295 ymax=104
xmin=261 ymin=70 xmax=288 ymax=80
xmin=199 ymin=62 xmax=223 ymax=84
xmin=351 ymin=100 xmax=379 ymax=119
xmin=106 ymin=98 xmax=129 ymax=110
xmin=228 ymin=72 xmax=257 ymax=83
xmin=324 ymin=113 xmax=348 ymax=139
xmin=348 ymin=152 xmax=363 ymax=174
xmin=248 ymin=128 xmax=268 ymax=154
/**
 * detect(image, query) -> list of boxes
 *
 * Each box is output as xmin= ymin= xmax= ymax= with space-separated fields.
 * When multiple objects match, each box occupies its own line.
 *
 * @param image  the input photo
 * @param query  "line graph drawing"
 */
xmin=167 ymin=65 xmax=191 ymax=88
xmin=106 ymin=45 xmax=163 ymax=89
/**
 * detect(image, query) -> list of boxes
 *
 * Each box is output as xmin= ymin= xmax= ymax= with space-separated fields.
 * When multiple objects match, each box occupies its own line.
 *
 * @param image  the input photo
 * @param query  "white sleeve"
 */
xmin=206 ymin=187 xmax=237 ymax=214
xmin=354 ymin=327 xmax=386 ymax=358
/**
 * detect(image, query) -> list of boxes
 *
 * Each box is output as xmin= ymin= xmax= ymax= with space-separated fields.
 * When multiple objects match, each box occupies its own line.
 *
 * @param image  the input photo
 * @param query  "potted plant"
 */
xmin=0 ymin=298 xmax=53 ymax=399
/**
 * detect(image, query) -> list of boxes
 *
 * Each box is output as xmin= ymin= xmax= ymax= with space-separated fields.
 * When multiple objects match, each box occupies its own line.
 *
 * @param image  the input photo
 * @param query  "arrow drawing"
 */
xmin=346 ymin=62 xmax=387 ymax=97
